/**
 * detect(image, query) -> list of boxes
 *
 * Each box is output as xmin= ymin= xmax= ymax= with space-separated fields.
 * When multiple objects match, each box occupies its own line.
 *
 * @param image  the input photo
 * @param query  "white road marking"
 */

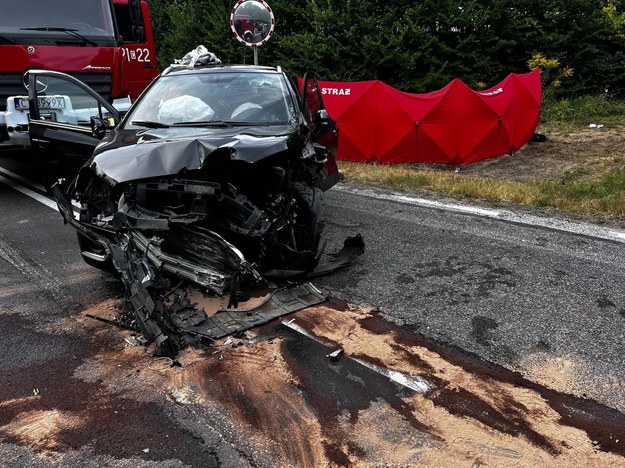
xmin=334 ymin=184 xmax=625 ymax=244
xmin=0 ymin=174 xmax=59 ymax=211
xmin=351 ymin=356 xmax=434 ymax=393
xmin=0 ymin=166 xmax=47 ymax=193
xmin=281 ymin=320 xmax=334 ymax=346
xmin=282 ymin=319 xmax=433 ymax=394
xmin=334 ymin=185 xmax=502 ymax=217
xmin=0 ymin=168 xmax=80 ymax=212
xmin=411 ymin=196 xmax=501 ymax=216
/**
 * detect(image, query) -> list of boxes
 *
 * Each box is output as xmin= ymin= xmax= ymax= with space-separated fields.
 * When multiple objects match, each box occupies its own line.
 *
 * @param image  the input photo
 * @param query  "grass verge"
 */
xmin=541 ymin=95 xmax=625 ymax=125
xmin=340 ymin=162 xmax=625 ymax=219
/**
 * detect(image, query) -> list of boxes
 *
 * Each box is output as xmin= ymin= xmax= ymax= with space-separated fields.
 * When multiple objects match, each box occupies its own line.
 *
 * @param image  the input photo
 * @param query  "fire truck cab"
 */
xmin=0 ymin=0 xmax=158 ymax=147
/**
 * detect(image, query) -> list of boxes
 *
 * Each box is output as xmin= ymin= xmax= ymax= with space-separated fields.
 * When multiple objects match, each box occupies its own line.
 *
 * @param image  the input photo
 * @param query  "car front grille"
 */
xmin=70 ymin=73 xmax=112 ymax=103
xmin=0 ymin=72 xmax=112 ymax=112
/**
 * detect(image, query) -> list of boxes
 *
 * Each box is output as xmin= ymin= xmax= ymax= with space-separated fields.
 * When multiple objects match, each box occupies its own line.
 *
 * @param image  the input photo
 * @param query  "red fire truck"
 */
xmin=0 ymin=0 xmax=158 ymax=146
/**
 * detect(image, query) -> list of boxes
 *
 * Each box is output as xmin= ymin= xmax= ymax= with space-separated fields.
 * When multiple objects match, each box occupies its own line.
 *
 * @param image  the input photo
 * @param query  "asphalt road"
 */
xmin=1 ymin=149 xmax=625 ymax=465
xmin=318 ymin=186 xmax=625 ymax=411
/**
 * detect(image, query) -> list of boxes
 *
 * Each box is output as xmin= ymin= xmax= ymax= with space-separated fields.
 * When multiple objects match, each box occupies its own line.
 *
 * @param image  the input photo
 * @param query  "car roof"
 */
xmin=162 ymin=64 xmax=282 ymax=77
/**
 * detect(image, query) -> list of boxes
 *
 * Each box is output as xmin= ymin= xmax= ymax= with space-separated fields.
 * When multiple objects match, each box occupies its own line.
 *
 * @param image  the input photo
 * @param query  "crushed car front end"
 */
xmin=53 ymin=65 xmax=360 ymax=356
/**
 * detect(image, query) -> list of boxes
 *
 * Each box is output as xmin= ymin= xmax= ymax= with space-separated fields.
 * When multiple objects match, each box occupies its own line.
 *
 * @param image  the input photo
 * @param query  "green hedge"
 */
xmin=147 ymin=0 xmax=625 ymax=98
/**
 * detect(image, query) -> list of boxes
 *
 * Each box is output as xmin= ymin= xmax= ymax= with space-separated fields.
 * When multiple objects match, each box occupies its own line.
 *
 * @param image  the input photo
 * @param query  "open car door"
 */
xmin=26 ymin=70 xmax=120 ymax=159
xmin=301 ymin=73 xmax=339 ymax=191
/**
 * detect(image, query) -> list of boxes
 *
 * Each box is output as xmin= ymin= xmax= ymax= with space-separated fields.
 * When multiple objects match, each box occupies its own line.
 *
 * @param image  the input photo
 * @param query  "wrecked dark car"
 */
xmin=27 ymin=65 xmax=363 ymax=356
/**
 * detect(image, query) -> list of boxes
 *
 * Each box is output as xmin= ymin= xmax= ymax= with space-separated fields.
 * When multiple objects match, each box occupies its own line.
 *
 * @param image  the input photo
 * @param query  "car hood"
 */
xmin=91 ymin=126 xmax=303 ymax=184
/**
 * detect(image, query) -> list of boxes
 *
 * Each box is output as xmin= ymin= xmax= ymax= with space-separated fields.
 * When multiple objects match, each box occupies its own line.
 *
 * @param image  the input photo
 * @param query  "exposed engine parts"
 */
xmin=53 ymin=140 xmax=363 ymax=356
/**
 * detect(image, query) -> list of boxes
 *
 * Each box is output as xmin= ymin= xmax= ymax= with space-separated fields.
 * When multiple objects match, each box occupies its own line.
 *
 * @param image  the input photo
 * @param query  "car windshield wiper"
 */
xmin=131 ymin=120 xmax=170 ymax=128
xmin=0 ymin=34 xmax=16 ymax=44
xmin=172 ymin=120 xmax=274 ymax=127
xmin=20 ymin=27 xmax=97 ymax=46
xmin=172 ymin=120 xmax=236 ymax=127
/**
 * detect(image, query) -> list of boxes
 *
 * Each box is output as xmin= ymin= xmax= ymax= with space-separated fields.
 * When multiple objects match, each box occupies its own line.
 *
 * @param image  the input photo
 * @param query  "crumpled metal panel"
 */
xmin=92 ymin=134 xmax=292 ymax=184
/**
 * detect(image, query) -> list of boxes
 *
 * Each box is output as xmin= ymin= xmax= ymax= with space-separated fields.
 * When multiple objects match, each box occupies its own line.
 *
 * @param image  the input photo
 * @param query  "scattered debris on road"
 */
xmin=326 ymin=348 xmax=343 ymax=360
xmin=3 ymin=297 xmax=625 ymax=465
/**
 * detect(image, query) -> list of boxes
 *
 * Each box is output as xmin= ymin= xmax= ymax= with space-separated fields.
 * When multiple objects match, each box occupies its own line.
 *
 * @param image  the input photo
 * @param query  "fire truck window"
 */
xmin=0 ymin=0 xmax=115 ymax=37
xmin=114 ymin=4 xmax=141 ymax=43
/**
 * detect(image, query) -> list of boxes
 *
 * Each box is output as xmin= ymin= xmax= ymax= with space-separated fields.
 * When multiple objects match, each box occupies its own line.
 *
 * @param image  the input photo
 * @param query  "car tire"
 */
xmin=293 ymin=183 xmax=325 ymax=253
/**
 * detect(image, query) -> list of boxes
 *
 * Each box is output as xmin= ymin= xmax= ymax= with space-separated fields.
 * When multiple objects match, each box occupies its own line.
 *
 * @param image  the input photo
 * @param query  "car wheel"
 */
xmin=293 ymin=182 xmax=325 ymax=253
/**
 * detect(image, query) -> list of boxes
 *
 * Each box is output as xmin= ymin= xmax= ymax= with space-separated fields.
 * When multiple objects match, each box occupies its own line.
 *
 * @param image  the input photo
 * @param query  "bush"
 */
xmin=541 ymin=95 xmax=625 ymax=123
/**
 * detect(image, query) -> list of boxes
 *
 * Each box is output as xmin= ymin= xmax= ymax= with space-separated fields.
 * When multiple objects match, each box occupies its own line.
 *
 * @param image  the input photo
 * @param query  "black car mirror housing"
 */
xmin=312 ymin=109 xmax=330 ymax=125
xmin=91 ymin=117 xmax=107 ymax=140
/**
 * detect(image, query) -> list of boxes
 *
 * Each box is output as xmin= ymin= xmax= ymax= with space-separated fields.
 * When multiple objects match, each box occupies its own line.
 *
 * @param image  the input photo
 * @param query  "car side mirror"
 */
xmin=91 ymin=117 xmax=107 ymax=140
xmin=312 ymin=109 xmax=330 ymax=125
xmin=310 ymin=109 xmax=336 ymax=141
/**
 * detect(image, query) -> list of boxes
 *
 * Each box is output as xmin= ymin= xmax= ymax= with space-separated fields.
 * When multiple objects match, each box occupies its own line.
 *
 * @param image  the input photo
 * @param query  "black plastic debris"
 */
xmin=179 ymin=283 xmax=326 ymax=340
xmin=263 ymin=234 xmax=365 ymax=279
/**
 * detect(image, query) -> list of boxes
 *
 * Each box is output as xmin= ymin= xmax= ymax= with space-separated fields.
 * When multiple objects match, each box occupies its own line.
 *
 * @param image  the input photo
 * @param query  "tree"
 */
xmin=146 ymin=0 xmax=625 ymax=97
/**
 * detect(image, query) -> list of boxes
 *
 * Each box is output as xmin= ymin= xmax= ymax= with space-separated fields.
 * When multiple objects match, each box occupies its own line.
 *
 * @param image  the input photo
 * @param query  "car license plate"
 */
xmin=14 ymin=97 xmax=66 ymax=110
xmin=13 ymin=97 xmax=29 ymax=110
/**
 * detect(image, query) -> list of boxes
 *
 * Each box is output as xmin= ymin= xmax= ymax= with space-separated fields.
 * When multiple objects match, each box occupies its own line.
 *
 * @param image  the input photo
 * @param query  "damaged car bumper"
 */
xmin=50 ymin=64 xmax=364 ymax=357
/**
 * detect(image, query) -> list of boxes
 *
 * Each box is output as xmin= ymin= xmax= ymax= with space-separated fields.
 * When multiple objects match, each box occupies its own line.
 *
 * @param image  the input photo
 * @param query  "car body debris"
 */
xmin=51 ymin=60 xmax=364 ymax=357
xmin=326 ymin=349 xmax=344 ymax=360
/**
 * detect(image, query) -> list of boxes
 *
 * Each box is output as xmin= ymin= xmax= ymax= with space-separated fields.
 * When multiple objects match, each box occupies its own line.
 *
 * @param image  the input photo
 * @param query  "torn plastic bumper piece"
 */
xmin=107 ymin=240 xmax=178 ymax=356
xmin=309 ymin=234 xmax=365 ymax=277
xmin=263 ymin=234 xmax=365 ymax=279
xmin=179 ymin=282 xmax=326 ymax=340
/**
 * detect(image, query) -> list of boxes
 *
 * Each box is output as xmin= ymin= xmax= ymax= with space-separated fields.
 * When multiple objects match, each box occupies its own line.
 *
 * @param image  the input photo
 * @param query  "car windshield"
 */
xmin=126 ymin=71 xmax=298 ymax=128
xmin=0 ymin=0 xmax=115 ymax=38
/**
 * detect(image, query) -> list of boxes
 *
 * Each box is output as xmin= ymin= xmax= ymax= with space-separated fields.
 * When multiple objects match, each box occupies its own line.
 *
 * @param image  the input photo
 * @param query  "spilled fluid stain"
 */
xmin=278 ymin=326 xmax=433 ymax=465
xmin=358 ymin=311 xmax=625 ymax=458
xmin=0 ymin=310 xmax=220 ymax=466
xmin=180 ymin=341 xmax=329 ymax=466
xmin=185 ymin=325 xmax=437 ymax=466
xmin=0 ymin=409 xmax=76 ymax=452
xmin=160 ymin=300 xmax=625 ymax=466
xmin=285 ymin=304 xmax=625 ymax=465
xmin=429 ymin=386 xmax=556 ymax=454
xmin=5 ymin=296 xmax=625 ymax=466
